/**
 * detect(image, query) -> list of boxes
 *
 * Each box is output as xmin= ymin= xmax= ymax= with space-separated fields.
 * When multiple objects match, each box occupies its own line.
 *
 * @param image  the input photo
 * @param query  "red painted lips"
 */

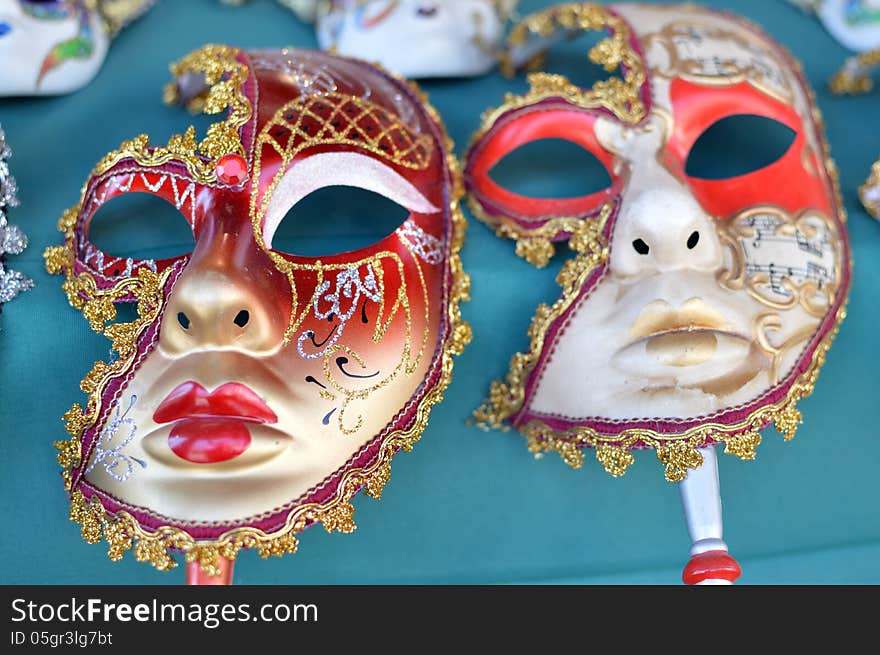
xmin=153 ymin=381 xmax=278 ymax=464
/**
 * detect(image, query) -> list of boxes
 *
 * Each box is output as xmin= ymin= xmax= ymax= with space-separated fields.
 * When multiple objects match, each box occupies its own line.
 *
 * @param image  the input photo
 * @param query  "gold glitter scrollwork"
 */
xmin=515 ymin=237 xmax=556 ymax=268
xmin=497 ymin=3 xmax=647 ymax=123
xmin=364 ymin=459 xmax=392 ymax=499
xmin=247 ymin=89 xmax=439 ymax=434
xmin=93 ymin=45 xmax=251 ymax=185
xmin=313 ymin=501 xmax=357 ymax=535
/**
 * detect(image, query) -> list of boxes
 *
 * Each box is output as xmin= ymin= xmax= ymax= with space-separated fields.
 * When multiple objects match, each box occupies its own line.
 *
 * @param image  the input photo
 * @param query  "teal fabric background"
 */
xmin=1 ymin=0 xmax=878 ymax=585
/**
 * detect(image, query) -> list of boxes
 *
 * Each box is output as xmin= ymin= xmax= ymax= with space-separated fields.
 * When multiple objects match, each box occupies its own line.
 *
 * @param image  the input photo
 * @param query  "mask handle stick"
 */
xmin=186 ymin=557 xmax=235 ymax=585
xmin=678 ymin=446 xmax=742 ymax=585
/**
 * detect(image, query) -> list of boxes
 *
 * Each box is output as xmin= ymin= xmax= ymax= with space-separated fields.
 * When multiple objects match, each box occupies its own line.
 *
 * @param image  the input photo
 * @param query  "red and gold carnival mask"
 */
xmin=466 ymin=4 xmax=850 ymax=583
xmin=45 ymin=45 xmax=470 ymax=576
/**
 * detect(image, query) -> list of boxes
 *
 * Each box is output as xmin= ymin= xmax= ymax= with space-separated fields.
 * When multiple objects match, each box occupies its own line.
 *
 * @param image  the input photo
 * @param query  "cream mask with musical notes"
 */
xmin=45 ymin=45 xmax=470 ymax=572
xmin=467 ymin=1 xmax=851 ymax=585
xmin=468 ymin=3 xmax=850 ymax=487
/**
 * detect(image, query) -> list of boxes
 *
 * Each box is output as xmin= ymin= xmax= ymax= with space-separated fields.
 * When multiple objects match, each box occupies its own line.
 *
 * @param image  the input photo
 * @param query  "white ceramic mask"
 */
xmin=316 ymin=0 xmax=518 ymax=78
xmin=788 ymin=0 xmax=880 ymax=51
xmin=0 ymin=0 xmax=153 ymax=97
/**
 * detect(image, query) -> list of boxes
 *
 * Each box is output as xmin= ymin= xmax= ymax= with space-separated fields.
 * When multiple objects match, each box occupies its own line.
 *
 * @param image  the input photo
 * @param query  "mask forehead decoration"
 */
xmin=45 ymin=45 xmax=471 ymax=576
xmin=0 ymin=124 xmax=33 ymax=307
xmin=465 ymin=3 xmax=850 ymax=583
xmin=787 ymin=0 xmax=880 ymax=51
xmin=0 ymin=0 xmax=155 ymax=96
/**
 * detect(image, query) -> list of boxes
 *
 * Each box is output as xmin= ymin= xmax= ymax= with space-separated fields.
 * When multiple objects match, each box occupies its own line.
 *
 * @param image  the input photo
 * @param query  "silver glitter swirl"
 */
xmin=0 ymin=124 xmax=33 ymax=307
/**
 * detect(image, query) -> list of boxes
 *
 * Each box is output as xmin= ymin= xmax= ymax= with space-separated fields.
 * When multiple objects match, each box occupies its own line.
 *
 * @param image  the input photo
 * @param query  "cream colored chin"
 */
xmin=85 ymin=421 xmax=369 ymax=523
xmin=645 ymin=330 xmax=719 ymax=367
xmin=526 ymin=270 xmax=824 ymax=420
xmin=140 ymin=424 xmax=293 ymax=471
xmin=82 ymin=340 xmax=431 ymax=522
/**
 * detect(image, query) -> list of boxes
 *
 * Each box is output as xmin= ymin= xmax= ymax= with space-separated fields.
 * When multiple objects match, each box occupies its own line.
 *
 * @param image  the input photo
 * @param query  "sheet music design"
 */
xmin=646 ymin=22 xmax=792 ymax=102
xmin=733 ymin=209 xmax=838 ymax=310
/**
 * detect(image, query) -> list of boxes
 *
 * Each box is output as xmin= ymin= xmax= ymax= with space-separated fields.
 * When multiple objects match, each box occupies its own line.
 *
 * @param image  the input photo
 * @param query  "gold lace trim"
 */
xmin=46 ymin=61 xmax=472 ymax=573
xmin=470 ymin=3 xmax=646 ymax=265
xmin=473 ymin=203 xmax=611 ymax=427
xmin=93 ymin=45 xmax=251 ymax=185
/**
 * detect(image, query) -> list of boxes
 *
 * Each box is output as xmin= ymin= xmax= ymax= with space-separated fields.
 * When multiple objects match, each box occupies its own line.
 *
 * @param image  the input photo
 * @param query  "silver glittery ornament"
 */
xmin=0 ymin=124 xmax=34 ymax=308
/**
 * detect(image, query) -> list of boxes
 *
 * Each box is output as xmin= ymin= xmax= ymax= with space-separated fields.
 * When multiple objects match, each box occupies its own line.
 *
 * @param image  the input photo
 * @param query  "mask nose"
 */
xmin=163 ymin=271 xmax=268 ymax=351
xmin=159 ymin=233 xmax=289 ymax=356
xmin=611 ymin=187 xmax=723 ymax=279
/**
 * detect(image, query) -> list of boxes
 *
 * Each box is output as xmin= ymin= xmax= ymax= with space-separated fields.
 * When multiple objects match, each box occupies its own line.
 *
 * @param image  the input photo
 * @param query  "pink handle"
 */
xmin=186 ymin=557 xmax=235 ymax=585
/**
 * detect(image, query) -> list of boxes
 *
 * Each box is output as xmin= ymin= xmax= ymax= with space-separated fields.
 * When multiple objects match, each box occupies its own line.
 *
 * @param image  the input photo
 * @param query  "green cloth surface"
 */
xmin=1 ymin=0 xmax=878 ymax=584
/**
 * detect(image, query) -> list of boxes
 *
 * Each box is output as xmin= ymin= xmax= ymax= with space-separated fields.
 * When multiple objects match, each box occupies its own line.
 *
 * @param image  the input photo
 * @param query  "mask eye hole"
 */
xmin=488 ymin=138 xmax=612 ymax=200
xmin=271 ymin=186 xmax=412 ymax=258
xmin=685 ymin=114 xmax=796 ymax=180
xmin=87 ymin=191 xmax=194 ymax=265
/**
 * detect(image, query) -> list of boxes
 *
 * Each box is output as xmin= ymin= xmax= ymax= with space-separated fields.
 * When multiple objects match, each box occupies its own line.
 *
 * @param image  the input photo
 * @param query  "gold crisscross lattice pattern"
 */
xmin=265 ymin=92 xmax=431 ymax=169
xmin=251 ymin=91 xmax=434 ymax=238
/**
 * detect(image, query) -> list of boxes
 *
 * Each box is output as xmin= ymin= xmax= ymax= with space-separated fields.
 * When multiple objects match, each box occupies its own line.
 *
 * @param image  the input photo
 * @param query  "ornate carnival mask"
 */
xmin=315 ymin=0 xmax=519 ymax=78
xmin=466 ymin=4 xmax=851 ymax=584
xmin=0 ymin=0 xmax=154 ymax=96
xmin=45 ymin=45 xmax=470 ymax=579
xmin=787 ymin=0 xmax=880 ymax=51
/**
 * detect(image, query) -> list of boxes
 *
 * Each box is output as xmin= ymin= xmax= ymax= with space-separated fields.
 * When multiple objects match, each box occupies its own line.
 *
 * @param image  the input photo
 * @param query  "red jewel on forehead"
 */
xmin=216 ymin=154 xmax=248 ymax=186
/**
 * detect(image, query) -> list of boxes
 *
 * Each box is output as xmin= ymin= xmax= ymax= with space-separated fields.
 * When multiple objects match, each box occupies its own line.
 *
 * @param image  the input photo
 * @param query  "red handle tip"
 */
xmin=683 ymin=550 xmax=742 ymax=585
